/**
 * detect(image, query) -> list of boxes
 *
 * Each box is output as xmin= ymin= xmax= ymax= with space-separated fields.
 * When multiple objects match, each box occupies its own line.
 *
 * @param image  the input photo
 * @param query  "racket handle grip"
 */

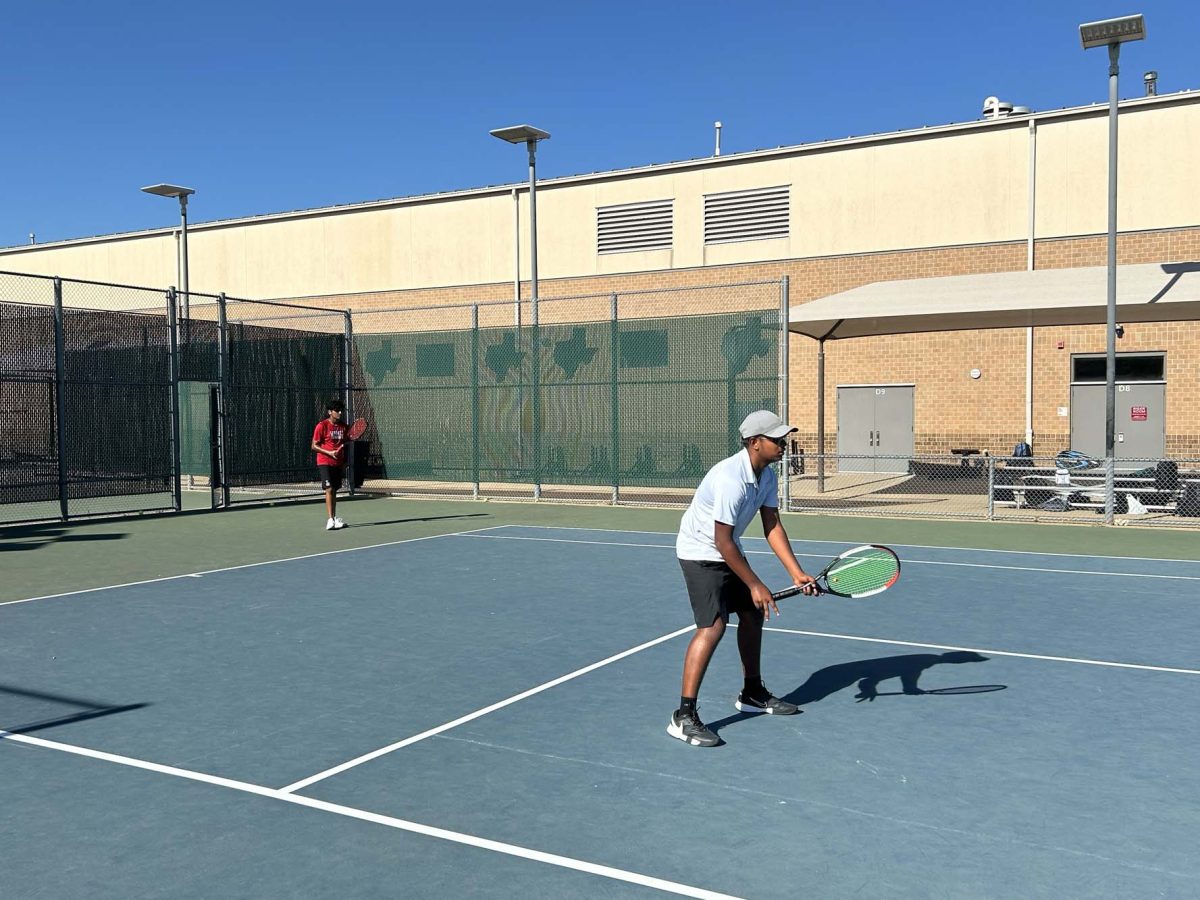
xmin=771 ymin=585 xmax=810 ymax=601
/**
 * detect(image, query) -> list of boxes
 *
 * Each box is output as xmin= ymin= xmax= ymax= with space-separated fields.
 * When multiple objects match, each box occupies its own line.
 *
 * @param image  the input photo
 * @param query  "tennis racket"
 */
xmin=346 ymin=418 xmax=368 ymax=441
xmin=772 ymin=544 xmax=901 ymax=600
xmin=1054 ymin=449 xmax=1098 ymax=471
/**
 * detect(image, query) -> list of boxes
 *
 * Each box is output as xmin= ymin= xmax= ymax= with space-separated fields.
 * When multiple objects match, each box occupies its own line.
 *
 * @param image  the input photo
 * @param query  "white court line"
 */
xmin=456 ymin=533 xmax=1200 ymax=582
xmin=3 ymin=525 xmax=510 ymax=608
xmin=0 ymin=730 xmax=738 ymax=900
xmin=501 ymin=524 xmax=1200 ymax=566
xmin=760 ymin=626 xmax=1200 ymax=676
xmin=280 ymin=624 xmax=696 ymax=794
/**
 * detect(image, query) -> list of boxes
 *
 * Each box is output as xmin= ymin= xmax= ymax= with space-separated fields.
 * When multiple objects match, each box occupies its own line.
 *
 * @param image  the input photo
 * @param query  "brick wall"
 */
xmin=293 ymin=225 xmax=1200 ymax=456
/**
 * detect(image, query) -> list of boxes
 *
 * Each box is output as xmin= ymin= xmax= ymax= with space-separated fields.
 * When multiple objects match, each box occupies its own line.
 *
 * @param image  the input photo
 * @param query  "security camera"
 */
xmin=1115 ymin=324 xmax=1125 ymax=339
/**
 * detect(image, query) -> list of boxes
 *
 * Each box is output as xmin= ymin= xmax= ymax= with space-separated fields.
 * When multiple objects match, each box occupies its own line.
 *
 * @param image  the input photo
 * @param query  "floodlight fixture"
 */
xmin=489 ymin=125 xmax=551 ymax=144
xmin=490 ymin=123 xmax=550 ymax=500
xmin=141 ymin=183 xmax=196 ymax=202
xmin=141 ymin=183 xmax=197 ymax=324
xmin=1079 ymin=15 xmax=1145 ymax=50
xmin=1079 ymin=12 xmax=1146 ymax=514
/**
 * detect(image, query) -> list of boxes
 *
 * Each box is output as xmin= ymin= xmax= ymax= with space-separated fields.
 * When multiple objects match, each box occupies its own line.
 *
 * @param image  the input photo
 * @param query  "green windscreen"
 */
xmin=352 ymin=308 xmax=779 ymax=488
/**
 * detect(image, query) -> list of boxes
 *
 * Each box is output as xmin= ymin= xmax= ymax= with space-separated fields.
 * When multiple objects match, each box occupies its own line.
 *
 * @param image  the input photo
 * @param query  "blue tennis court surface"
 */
xmin=4 ymin=524 xmax=1199 ymax=898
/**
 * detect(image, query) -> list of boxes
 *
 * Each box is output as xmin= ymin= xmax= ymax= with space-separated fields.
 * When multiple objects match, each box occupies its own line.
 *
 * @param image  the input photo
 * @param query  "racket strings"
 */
xmin=825 ymin=550 xmax=899 ymax=594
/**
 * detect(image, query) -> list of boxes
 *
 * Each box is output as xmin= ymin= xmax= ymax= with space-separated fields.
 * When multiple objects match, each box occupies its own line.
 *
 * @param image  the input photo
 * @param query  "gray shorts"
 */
xmin=678 ymin=559 xmax=762 ymax=628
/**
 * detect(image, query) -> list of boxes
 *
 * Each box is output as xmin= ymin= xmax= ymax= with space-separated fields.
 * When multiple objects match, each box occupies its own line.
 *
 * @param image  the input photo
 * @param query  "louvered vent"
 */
xmin=703 ymin=186 xmax=790 ymax=244
xmin=596 ymin=199 xmax=673 ymax=254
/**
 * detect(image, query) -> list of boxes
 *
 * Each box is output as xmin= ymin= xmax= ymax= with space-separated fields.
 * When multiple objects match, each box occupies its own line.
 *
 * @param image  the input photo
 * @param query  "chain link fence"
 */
xmin=786 ymin=453 xmax=1200 ymax=526
xmin=0 ymin=272 xmax=176 ymax=524
xmin=347 ymin=281 xmax=786 ymax=503
xmin=4 ymin=266 xmax=1199 ymax=529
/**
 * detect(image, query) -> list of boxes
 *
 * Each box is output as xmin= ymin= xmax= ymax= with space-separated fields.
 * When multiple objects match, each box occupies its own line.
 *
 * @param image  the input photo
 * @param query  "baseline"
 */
xmin=279 ymin=624 xmax=696 ymax=794
xmin=4 ymin=525 xmax=510 ymax=607
xmin=498 ymin=524 xmax=1200 ymax=566
xmin=455 ymin=532 xmax=1200 ymax=582
xmin=0 ymin=729 xmax=737 ymax=900
xmin=760 ymin=626 xmax=1200 ymax=676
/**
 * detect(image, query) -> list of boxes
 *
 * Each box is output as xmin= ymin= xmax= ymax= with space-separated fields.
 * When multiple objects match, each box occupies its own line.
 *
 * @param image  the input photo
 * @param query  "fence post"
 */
xmin=343 ymin=310 xmax=355 ymax=496
xmin=1104 ymin=456 xmax=1115 ymax=525
xmin=780 ymin=276 xmax=791 ymax=511
xmin=471 ymin=304 xmax=480 ymax=500
xmin=986 ymin=456 xmax=995 ymax=520
xmin=216 ymin=293 xmax=230 ymax=508
xmin=52 ymin=278 xmax=69 ymax=522
xmin=532 ymin=317 xmax=541 ymax=501
xmin=611 ymin=292 xmax=620 ymax=505
xmin=816 ymin=339 xmax=826 ymax=493
xmin=166 ymin=288 xmax=182 ymax=513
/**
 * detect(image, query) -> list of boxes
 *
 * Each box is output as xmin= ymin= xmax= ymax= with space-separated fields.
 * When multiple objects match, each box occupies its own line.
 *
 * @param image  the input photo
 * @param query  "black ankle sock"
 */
xmin=679 ymin=696 xmax=697 ymax=715
xmin=743 ymin=676 xmax=765 ymax=697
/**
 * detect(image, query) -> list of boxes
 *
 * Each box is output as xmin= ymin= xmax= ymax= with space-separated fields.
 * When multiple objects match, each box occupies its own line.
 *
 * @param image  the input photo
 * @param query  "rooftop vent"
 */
xmin=597 ymin=199 xmax=673 ymax=254
xmin=982 ymin=96 xmax=1031 ymax=119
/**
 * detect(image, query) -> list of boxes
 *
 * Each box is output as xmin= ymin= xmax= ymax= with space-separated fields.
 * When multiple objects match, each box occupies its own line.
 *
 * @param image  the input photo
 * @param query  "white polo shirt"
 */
xmin=676 ymin=448 xmax=778 ymax=561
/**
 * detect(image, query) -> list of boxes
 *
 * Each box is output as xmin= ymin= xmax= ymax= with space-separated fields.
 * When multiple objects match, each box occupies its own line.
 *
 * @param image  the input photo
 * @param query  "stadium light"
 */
xmin=489 ymin=126 xmax=550 ymax=327
xmin=490 ymin=125 xmax=550 ymax=501
xmin=141 ymin=183 xmax=196 ymax=323
xmin=1079 ymin=14 xmax=1145 ymax=49
xmin=1078 ymin=14 xmax=1144 ymax=518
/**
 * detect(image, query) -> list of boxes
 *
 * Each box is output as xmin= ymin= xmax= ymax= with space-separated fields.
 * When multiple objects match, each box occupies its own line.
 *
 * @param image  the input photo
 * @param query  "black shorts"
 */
xmin=318 ymin=465 xmax=344 ymax=491
xmin=678 ymin=559 xmax=762 ymax=628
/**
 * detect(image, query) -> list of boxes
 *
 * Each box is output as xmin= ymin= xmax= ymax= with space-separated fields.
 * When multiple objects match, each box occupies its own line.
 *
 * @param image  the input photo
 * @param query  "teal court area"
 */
xmin=3 ymin=500 xmax=1199 ymax=898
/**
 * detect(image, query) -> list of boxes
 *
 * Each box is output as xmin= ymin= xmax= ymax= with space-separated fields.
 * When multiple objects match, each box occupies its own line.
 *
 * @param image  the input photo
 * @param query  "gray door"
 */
xmin=837 ymin=387 xmax=876 ymax=472
xmin=873 ymin=385 xmax=915 ymax=473
xmin=837 ymin=386 xmax=914 ymax=473
xmin=1069 ymin=382 xmax=1165 ymax=463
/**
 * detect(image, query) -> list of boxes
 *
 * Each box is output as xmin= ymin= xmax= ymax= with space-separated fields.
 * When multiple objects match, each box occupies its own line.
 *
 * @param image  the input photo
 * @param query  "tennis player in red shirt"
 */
xmin=312 ymin=398 xmax=349 ymax=530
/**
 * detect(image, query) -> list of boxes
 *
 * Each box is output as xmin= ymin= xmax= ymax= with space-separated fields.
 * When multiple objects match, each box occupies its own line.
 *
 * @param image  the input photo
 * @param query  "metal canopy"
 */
xmin=789 ymin=262 xmax=1200 ymax=341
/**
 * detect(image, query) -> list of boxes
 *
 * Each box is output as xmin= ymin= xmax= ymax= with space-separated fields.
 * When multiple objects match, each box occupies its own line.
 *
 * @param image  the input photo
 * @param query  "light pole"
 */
xmin=1078 ymin=15 xmax=1144 ymax=473
xmin=489 ymin=125 xmax=550 ymax=326
xmin=141 ymin=183 xmax=196 ymax=325
xmin=490 ymin=124 xmax=550 ymax=498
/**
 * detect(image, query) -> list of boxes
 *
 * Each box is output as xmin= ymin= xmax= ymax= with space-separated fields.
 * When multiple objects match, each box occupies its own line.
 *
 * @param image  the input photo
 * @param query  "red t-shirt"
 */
xmin=313 ymin=419 xmax=347 ymax=468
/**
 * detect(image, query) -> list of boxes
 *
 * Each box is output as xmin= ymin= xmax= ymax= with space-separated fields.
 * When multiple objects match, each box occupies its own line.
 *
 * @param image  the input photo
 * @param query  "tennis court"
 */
xmin=3 ymin=497 xmax=1199 ymax=898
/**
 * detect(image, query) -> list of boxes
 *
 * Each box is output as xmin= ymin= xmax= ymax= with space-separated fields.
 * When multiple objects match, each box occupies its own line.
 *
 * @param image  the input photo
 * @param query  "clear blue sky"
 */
xmin=3 ymin=0 xmax=1195 ymax=247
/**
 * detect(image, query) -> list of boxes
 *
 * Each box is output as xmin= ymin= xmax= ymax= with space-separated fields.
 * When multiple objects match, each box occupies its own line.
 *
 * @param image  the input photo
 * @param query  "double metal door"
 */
xmin=1069 ymin=382 xmax=1165 ymax=462
xmin=837 ymin=385 xmax=914 ymax=473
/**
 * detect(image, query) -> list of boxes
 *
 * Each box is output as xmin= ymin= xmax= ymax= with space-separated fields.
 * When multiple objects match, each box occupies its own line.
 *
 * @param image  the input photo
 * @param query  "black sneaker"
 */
xmin=667 ymin=708 xmax=721 ymax=747
xmin=735 ymin=689 xmax=799 ymax=715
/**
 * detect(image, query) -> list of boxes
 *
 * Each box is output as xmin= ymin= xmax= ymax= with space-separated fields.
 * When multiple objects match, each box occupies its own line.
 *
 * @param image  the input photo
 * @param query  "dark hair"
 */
xmin=326 ymin=398 xmax=344 ymax=412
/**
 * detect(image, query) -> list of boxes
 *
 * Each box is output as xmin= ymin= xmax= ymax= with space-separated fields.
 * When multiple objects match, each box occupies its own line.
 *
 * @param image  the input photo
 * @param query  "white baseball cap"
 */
xmin=738 ymin=410 xmax=797 ymax=440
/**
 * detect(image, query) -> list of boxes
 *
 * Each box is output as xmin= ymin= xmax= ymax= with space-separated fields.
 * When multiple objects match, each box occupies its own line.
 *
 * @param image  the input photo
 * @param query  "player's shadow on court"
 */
xmin=0 ymin=526 xmax=128 ymax=551
xmin=783 ymin=651 xmax=999 ymax=705
xmin=0 ymin=683 xmax=149 ymax=735
xmin=347 ymin=513 xmax=491 ymax=528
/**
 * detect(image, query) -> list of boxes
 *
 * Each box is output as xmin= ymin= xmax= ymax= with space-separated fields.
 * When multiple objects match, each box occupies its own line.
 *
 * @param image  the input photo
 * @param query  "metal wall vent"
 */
xmin=596 ymin=199 xmax=673 ymax=254
xmin=703 ymin=186 xmax=790 ymax=245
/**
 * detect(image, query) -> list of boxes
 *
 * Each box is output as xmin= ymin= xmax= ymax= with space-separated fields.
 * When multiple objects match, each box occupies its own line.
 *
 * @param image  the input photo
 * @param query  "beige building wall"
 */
xmin=2 ymin=94 xmax=1197 ymax=304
